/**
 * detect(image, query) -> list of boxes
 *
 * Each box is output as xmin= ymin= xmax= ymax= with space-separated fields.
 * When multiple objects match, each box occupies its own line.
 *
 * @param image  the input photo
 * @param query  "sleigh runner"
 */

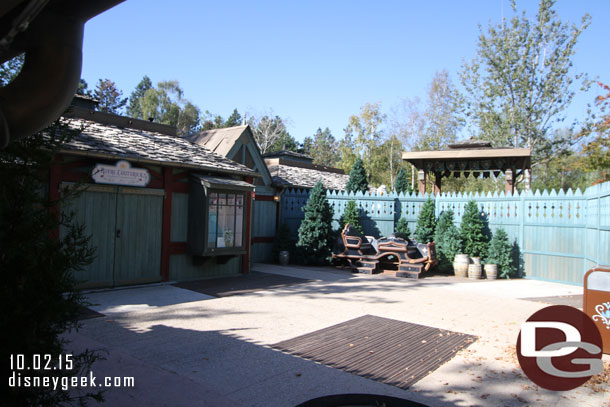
xmin=332 ymin=223 xmax=437 ymax=279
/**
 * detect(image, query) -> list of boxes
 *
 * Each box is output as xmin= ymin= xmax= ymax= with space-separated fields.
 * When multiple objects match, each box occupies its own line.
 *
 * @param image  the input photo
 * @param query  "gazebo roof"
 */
xmin=402 ymin=147 xmax=531 ymax=164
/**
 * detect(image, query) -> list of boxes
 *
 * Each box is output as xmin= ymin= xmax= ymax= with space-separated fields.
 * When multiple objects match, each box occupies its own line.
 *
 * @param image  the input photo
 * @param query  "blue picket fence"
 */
xmin=280 ymin=181 xmax=610 ymax=285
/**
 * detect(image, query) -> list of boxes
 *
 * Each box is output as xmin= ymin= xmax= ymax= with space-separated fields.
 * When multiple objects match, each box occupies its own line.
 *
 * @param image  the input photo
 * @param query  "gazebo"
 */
xmin=402 ymin=140 xmax=531 ymax=195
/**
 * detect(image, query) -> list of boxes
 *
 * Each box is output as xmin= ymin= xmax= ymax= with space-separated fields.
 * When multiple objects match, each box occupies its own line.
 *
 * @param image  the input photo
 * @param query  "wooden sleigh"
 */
xmin=332 ymin=223 xmax=437 ymax=279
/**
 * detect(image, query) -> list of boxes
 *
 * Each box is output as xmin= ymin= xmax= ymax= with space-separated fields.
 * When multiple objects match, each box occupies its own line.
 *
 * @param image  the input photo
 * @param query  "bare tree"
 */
xmin=247 ymin=110 xmax=289 ymax=154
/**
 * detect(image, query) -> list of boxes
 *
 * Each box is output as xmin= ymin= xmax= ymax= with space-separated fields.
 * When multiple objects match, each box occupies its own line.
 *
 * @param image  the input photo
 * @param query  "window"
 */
xmin=188 ymin=174 xmax=254 ymax=256
xmin=207 ymin=192 xmax=244 ymax=249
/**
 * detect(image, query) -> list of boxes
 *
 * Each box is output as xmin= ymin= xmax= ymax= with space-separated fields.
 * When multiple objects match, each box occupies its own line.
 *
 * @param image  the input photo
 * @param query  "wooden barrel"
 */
xmin=470 ymin=257 xmax=481 ymax=265
xmin=484 ymin=264 xmax=498 ymax=280
xmin=453 ymin=254 xmax=469 ymax=278
xmin=468 ymin=263 xmax=482 ymax=279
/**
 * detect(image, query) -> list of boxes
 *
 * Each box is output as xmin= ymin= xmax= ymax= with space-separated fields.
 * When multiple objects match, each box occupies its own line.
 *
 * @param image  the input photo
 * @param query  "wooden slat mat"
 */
xmin=272 ymin=315 xmax=476 ymax=390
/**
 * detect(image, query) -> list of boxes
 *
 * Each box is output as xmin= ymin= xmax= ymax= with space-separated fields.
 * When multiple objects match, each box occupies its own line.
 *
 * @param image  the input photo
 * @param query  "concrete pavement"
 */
xmin=66 ymin=264 xmax=609 ymax=407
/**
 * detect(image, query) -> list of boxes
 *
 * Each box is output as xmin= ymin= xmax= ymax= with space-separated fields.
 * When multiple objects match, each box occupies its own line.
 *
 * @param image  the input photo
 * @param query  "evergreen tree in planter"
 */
xmin=296 ymin=180 xmax=334 ymax=263
xmin=272 ymin=222 xmax=292 ymax=263
xmin=394 ymin=217 xmax=410 ymax=239
xmin=394 ymin=167 xmax=412 ymax=194
xmin=460 ymin=200 xmax=489 ymax=259
xmin=414 ymin=198 xmax=436 ymax=243
xmin=486 ymin=227 xmax=515 ymax=278
xmin=342 ymin=200 xmax=363 ymax=233
xmin=434 ymin=210 xmax=462 ymax=273
xmin=345 ymin=157 xmax=368 ymax=193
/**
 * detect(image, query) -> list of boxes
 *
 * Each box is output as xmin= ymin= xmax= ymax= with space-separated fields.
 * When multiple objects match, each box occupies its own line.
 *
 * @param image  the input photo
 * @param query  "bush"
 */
xmin=394 ymin=167 xmax=413 ymax=194
xmin=459 ymin=200 xmax=489 ymax=259
xmin=341 ymin=200 xmax=363 ymax=233
xmin=414 ymin=198 xmax=436 ymax=243
xmin=434 ymin=210 xmax=462 ymax=273
xmin=1 ymin=122 xmax=103 ymax=406
xmin=345 ymin=157 xmax=368 ymax=193
xmin=296 ymin=180 xmax=334 ymax=263
xmin=271 ymin=222 xmax=292 ymax=263
xmin=394 ymin=217 xmax=410 ymax=238
xmin=486 ymin=227 xmax=516 ymax=278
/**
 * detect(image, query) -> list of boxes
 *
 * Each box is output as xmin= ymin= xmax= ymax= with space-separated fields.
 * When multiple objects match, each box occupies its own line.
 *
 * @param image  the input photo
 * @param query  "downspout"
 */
xmin=0 ymin=0 xmax=124 ymax=148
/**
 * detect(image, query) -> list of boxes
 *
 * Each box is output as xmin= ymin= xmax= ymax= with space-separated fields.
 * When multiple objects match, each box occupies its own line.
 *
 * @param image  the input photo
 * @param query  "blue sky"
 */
xmin=81 ymin=0 xmax=610 ymax=143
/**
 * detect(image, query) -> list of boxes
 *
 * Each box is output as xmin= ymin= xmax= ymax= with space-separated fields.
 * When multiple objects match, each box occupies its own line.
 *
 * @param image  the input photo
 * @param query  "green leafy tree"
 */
xmin=392 ymin=70 xmax=461 ymax=152
xmin=486 ymin=227 xmax=516 ymax=278
xmin=1 ymin=121 xmax=102 ymax=406
xmin=460 ymin=0 xmax=591 ymax=185
xmin=341 ymin=200 xmax=363 ymax=233
xmin=341 ymin=103 xmax=389 ymax=186
xmin=303 ymin=127 xmax=340 ymax=167
xmin=345 ymin=157 xmax=368 ymax=193
xmin=93 ymin=78 xmax=127 ymax=114
xmin=225 ymin=108 xmax=243 ymax=127
xmin=126 ymin=75 xmax=152 ymax=118
xmin=460 ymin=200 xmax=489 ymax=259
xmin=296 ymin=180 xmax=334 ymax=263
xmin=394 ymin=167 xmax=413 ymax=194
xmin=271 ymin=222 xmax=293 ymax=263
xmin=579 ymin=82 xmax=610 ymax=184
xmin=394 ymin=217 xmax=410 ymax=238
xmin=434 ymin=210 xmax=463 ymax=273
xmin=414 ymin=198 xmax=436 ymax=243
xmin=140 ymin=80 xmax=200 ymax=136
xmin=76 ymin=78 xmax=92 ymax=97
xmin=269 ymin=131 xmax=300 ymax=153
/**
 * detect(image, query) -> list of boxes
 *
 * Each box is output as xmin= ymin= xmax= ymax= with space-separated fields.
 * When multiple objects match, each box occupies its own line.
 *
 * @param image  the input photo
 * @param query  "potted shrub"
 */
xmin=394 ymin=216 xmax=410 ymax=239
xmin=272 ymin=222 xmax=292 ymax=265
xmin=460 ymin=200 xmax=488 ymax=278
xmin=486 ymin=227 xmax=515 ymax=279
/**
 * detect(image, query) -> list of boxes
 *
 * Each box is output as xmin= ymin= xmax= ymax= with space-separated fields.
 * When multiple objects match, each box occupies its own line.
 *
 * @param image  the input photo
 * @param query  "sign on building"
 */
xmin=92 ymin=160 xmax=150 ymax=187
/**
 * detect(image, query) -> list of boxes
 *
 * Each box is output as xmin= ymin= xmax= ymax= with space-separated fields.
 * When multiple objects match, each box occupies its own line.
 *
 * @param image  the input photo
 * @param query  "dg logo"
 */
xmin=517 ymin=305 xmax=604 ymax=391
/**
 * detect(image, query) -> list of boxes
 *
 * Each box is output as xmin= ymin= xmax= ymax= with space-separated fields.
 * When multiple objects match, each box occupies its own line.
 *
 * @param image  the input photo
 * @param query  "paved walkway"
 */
xmin=66 ymin=264 xmax=609 ymax=407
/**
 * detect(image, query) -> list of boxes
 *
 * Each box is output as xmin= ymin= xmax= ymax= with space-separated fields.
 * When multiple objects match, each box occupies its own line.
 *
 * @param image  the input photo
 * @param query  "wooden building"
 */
xmin=187 ymin=125 xmax=277 ymax=262
xmin=53 ymin=103 xmax=259 ymax=288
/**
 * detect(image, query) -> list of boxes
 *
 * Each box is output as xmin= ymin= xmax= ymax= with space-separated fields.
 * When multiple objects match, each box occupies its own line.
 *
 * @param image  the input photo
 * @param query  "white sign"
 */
xmin=92 ymin=160 xmax=150 ymax=187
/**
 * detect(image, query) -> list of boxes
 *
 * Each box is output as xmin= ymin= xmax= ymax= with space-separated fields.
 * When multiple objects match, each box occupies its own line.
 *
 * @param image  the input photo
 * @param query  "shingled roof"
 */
xmin=59 ymin=108 xmax=257 ymax=177
xmin=186 ymin=125 xmax=250 ymax=157
xmin=267 ymin=164 xmax=349 ymax=190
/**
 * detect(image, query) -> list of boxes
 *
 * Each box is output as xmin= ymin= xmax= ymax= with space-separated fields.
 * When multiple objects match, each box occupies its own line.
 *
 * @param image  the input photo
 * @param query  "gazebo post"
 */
xmin=417 ymin=169 xmax=426 ymax=195
xmin=434 ymin=171 xmax=442 ymax=196
xmin=505 ymin=168 xmax=514 ymax=195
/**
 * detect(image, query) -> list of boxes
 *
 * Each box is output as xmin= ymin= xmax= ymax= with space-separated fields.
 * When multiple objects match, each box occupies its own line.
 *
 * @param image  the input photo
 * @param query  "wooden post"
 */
xmin=160 ymin=167 xmax=173 ymax=281
xmin=505 ymin=168 xmax=514 ymax=195
xmin=242 ymin=176 xmax=253 ymax=274
xmin=434 ymin=171 xmax=442 ymax=196
xmin=417 ymin=169 xmax=426 ymax=195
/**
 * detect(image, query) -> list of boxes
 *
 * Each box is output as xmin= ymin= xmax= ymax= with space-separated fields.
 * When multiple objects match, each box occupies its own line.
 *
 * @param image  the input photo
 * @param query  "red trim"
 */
xmin=169 ymin=241 xmax=188 ymax=254
xmin=254 ymin=194 xmax=275 ymax=201
xmin=60 ymin=170 xmax=88 ymax=183
xmin=173 ymin=171 xmax=190 ymax=181
xmin=172 ymin=182 xmax=190 ymax=193
xmin=59 ymin=158 xmax=90 ymax=170
xmin=160 ymin=167 xmax=173 ymax=281
xmin=252 ymin=236 xmax=274 ymax=244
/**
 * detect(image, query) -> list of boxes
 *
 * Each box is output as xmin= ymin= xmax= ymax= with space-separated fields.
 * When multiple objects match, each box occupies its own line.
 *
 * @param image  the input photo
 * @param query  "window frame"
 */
xmin=203 ymin=188 xmax=247 ymax=256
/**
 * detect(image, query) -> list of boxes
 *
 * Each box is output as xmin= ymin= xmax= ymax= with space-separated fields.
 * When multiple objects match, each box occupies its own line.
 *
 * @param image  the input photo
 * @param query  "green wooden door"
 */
xmin=62 ymin=185 xmax=163 ymax=288
xmin=113 ymin=188 xmax=163 ymax=286
xmin=62 ymin=185 xmax=118 ymax=288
